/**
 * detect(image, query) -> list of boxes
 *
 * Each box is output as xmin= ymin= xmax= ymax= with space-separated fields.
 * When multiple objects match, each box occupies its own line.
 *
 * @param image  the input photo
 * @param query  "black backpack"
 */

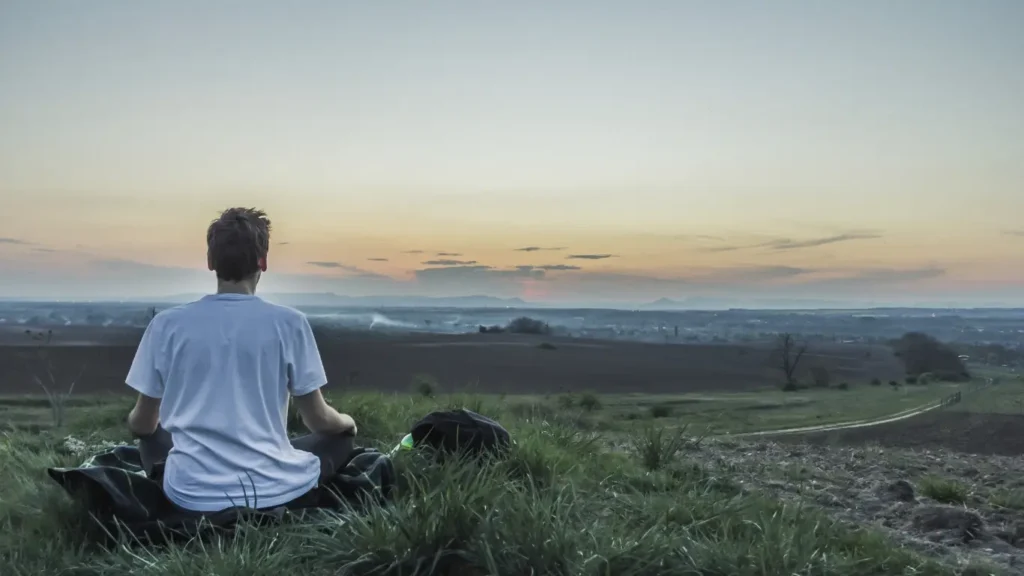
xmin=410 ymin=409 xmax=511 ymax=457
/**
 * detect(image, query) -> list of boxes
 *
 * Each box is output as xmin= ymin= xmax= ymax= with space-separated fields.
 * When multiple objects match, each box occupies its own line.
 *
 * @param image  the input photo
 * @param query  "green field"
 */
xmin=949 ymin=374 xmax=1024 ymax=414
xmin=538 ymin=381 xmax=964 ymax=435
xmin=0 ymin=378 xmax=968 ymax=439
xmin=0 ymin=388 xmax=975 ymax=576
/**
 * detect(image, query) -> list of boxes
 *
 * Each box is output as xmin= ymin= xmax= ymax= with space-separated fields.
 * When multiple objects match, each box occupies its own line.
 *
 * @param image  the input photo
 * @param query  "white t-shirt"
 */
xmin=125 ymin=293 xmax=328 ymax=512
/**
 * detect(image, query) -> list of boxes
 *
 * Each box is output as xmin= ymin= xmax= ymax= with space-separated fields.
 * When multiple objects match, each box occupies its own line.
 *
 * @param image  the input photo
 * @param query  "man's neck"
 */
xmin=216 ymin=280 xmax=257 ymax=295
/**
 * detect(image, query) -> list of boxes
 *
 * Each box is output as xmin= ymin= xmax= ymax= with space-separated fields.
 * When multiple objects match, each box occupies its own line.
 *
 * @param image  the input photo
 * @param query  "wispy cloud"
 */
xmin=700 ymin=232 xmax=882 ymax=252
xmin=681 ymin=265 xmax=816 ymax=284
xmin=306 ymin=261 xmax=383 ymax=277
xmin=836 ymin=266 xmax=945 ymax=283
xmin=675 ymin=234 xmax=726 ymax=242
xmin=511 ymin=264 xmax=582 ymax=272
xmin=567 ymin=254 xmax=615 ymax=260
xmin=536 ymin=264 xmax=581 ymax=271
xmin=435 ymin=252 xmax=462 ymax=257
xmin=276 ymin=241 xmax=290 ymax=246
xmin=423 ymin=259 xmax=477 ymax=266
xmin=31 ymin=247 xmax=56 ymax=253
xmin=1003 ymin=229 xmax=1024 ymax=237
xmin=414 ymin=265 xmax=545 ymax=283
xmin=763 ymin=233 xmax=882 ymax=251
xmin=515 ymin=246 xmax=566 ymax=252
xmin=402 ymin=250 xmax=424 ymax=254
xmin=0 ymin=237 xmax=29 ymax=245
xmin=367 ymin=257 xmax=389 ymax=262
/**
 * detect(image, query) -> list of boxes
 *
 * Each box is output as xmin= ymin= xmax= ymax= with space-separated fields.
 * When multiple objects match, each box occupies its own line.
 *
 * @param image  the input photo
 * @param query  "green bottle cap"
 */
xmin=399 ymin=433 xmax=414 ymax=450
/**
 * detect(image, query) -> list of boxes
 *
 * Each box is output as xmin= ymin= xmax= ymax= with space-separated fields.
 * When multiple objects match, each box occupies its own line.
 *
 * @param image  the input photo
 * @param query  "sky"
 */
xmin=1 ymin=1 xmax=1022 ymax=306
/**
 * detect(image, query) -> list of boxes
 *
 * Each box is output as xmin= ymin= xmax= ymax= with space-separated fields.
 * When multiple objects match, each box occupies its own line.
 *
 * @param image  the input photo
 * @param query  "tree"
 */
xmin=891 ymin=332 xmax=970 ymax=381
xmin=775 ymin=333 xmax=807 ymax=388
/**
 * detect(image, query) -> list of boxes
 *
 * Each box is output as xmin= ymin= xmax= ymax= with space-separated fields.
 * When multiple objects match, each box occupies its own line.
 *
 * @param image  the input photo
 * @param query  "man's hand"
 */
xmin=336 ymin=412 xmax=358 ymax=436
xmin=127 ymin=393 xmax=161 ymax=437
xmin=293 ymin=389 xmax=357 ymax=435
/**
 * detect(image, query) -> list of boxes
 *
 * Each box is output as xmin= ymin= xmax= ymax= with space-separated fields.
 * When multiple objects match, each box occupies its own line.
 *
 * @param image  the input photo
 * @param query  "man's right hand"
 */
xmin=333 ymin=412 xmax=358 ymax=436
xmin=293 ymin=389 xmax=357 ymax=435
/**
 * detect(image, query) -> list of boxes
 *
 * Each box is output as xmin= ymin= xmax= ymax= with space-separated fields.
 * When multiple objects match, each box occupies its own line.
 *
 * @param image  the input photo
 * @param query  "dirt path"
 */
xmin=731 ymin=378 xmax=994 ymax=438
xmin=727 ymin=400 xmax=946 ymax=438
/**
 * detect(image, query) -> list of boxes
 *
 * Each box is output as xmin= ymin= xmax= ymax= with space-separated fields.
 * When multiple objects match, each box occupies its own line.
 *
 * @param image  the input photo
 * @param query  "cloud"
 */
xmin=515 ymin=246 xmax=566 ymax=252
xmin=692 ymin=265 xmax=815 ymax=283
xmin=763 ymin=233 xmax=883 ymax=251
xmin=0 ymin=237 xmax=29 ymax=245
xmin=1004 ymin=230 xmax=1024 ymax=237
xmin=836 ymin=266 xmax=945 ymax=283
xmin=402 ymin=250 xmax=424 ymax=254
xmin=307 ymin=261 xmax=348 ymax=269
xmin=515 ymin=264 xmax=582 ymax=272
xmin=423 ymin=259 xmax=477 ymax=266
xmin=367 ymin=257 xmax=389 ymax=262
xmin=675 ymin=234 xmax=726 ymax=242
xmin=567 ymin=254 xmax=616 ymax=260
xmin=435 ymin=252 xmax=462 ymax=257
xmin=536 ymin=264 xmax=582 ymax=271
xmin=31 ymin=247 xmax=56 ymax=253
xmin=414 ymin=265 xmax=545 ymax=285
xmin=276 ymin=241 xmax=290 ymax=246
xmin=699 ymin=232 xmax=883 ymax=253
xmin=306 ymin=261 xmax=385 ymax=277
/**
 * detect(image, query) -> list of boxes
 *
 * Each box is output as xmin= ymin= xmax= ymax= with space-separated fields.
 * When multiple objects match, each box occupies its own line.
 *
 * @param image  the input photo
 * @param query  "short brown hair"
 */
xmin=206 ymin=207 xmax=272 ymax=282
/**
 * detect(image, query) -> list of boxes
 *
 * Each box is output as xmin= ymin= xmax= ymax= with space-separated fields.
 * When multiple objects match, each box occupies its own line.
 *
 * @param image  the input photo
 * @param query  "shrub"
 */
xmin=628 ymin=425 xmax=688 ymax=470
xmin=888 ymin=380 xmax=899 ymax=388
xmin=919 ymin=476 xmax=969 ymax=504
xmin=904 ymin=375 xmax=918 ymax=385
xmin=932 ymin=369 xmax=971 ymax=382
xmin=537 ymin=342 xmax=557 ymax=350
xmin=557 ymin=394 xmax=575 ymax=409
xmin=836 ymin=382 xmax=849 ymax=390
xmin=412 ymin=373 xmax=438 ymax=397
xmin=507 ymin=317 xmax=551 ymax=335
xmin=578 ymin=393 xmax=601 ymax=412
xmin=649 ymin=404 xmax=672 ymax=418
xmin=870 ymin=378 xmax=882 ymax=386
xmin=989 ymin=489 xmax=1024 ymax=510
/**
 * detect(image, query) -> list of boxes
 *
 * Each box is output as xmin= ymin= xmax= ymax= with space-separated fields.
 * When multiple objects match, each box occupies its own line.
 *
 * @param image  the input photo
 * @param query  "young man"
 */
xmin=125 ymin=207 xmax=357 ymax=513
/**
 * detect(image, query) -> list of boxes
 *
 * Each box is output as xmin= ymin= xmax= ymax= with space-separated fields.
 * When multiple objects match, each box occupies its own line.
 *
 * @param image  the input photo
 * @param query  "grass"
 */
xmin=988 ymin=489 xmax=1024 ymax=511
xmin=948 ymin=375 xmax=1024 ymax=414
xmin=523 ymin=381 xmax=968 ymax=436
xmin=0 ymin=391 xmax=958 ymax=576
xmin=918 ymin=476 xmax=971 ymax=505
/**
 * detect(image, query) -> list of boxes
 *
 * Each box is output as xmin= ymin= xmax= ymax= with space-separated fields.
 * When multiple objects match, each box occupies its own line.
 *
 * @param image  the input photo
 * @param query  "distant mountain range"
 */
xmin=149 ymin=292 xmax=532 ymax=309
xmin=5 ymin=292 xmax=1020 ymax=311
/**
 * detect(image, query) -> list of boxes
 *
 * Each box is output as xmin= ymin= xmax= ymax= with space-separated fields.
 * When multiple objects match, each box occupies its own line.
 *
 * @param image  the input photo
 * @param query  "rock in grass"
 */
xmin=880 ymin=479 xmax=917 ymax=503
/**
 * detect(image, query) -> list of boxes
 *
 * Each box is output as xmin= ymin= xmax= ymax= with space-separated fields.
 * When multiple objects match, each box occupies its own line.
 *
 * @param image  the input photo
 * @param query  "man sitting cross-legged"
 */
xmin=125 ymin=207 xmax=358 ymax=513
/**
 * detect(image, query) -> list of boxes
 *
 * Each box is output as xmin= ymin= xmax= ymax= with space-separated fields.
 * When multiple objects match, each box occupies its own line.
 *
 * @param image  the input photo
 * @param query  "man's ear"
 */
xmin=207 ymin=252 xmax=215 ymax=272
xmin=258 ymin=256 xmax=268 ymax=272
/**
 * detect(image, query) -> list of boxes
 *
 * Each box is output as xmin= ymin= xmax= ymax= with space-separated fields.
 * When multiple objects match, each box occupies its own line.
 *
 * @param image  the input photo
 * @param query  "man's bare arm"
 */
xmin=127 ymin=393 xmax=161 ymax=436
xmin=292 ymin=389 xmax=357 ymax=435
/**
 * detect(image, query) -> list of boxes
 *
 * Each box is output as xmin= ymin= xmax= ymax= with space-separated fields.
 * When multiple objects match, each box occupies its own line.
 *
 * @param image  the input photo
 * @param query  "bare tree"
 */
xmin=776 ymin=333 xmax=807 ymax=389
xmin=30 ymin=330 xmax=86 ymax=427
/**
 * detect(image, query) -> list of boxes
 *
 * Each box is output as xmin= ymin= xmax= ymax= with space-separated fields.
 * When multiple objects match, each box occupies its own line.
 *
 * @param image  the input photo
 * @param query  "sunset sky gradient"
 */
xmin=1 ymin=1 xmax=1022 ymax=306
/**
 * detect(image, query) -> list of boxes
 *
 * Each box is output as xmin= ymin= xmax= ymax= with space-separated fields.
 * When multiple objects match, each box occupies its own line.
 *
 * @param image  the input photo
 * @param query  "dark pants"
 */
xmin=138 ymin=425 xmax=355 ymax=510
